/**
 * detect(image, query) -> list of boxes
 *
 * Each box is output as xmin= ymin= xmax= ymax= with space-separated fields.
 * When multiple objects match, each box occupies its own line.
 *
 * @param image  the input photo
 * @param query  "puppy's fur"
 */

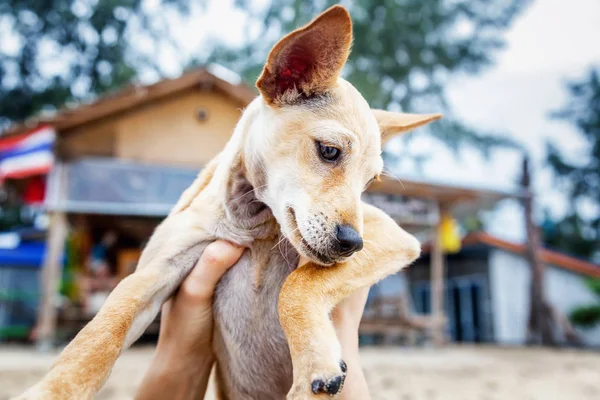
xmin=15 ymin=6 xmax=440 ymax=400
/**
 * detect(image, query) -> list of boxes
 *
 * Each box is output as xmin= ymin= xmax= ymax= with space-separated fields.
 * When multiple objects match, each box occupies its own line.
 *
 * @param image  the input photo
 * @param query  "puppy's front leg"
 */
xmin=14 ymin=211 xmax=212 ymax=400
xmin=279 ymin=203 xmax=421 ymax=399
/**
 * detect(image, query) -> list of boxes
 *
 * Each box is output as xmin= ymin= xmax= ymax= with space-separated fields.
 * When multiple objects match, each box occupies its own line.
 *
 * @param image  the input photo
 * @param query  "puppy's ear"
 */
xmin=372 ymin=109 xmax=442 ymax=144
xmin=256 ymin=5 xmax=352 ymax=106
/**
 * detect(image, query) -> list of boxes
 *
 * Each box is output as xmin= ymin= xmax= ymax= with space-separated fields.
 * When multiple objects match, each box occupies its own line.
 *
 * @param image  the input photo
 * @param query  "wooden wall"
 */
xmin=59 ymin=88 xmax=245 ymax=168
xmin=58 ymin=121 xmax=117 ymax=159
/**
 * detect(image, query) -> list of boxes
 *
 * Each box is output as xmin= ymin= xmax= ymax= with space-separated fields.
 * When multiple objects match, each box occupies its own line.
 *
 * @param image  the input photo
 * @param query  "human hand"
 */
xmin=136 ymin=240 xmax=244 ymax=400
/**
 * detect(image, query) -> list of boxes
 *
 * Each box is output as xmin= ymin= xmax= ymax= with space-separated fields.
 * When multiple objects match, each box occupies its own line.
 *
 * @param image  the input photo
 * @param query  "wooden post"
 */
xmin=35 ymin=163 xmax=69 ymax=351
xmin=401 ymin=271 xmax=418 ymax=346
xmin=430 ymin=203 xmax=446 ymax=346
xmin=35 ymin=211 xmax=68 ymax=351
xmin=521 ymin=157 xmax=555 ymax=346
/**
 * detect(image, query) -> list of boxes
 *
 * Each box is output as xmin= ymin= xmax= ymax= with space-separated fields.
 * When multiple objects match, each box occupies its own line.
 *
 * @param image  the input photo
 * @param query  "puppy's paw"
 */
xmin=286 ymin=331 xmax=346 ymax=399
xmin=310 ymin=360 xmax=347 ymax=396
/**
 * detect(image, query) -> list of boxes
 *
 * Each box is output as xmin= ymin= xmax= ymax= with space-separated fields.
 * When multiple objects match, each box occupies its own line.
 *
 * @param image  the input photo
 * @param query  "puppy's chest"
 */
xmin=213 ymin=240 xmax=299 ymax=399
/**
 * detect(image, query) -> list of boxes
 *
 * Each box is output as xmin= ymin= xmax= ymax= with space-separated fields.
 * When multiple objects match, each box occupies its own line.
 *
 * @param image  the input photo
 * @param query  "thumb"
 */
xmin=180 ymin=240 xmax=245 ymax=301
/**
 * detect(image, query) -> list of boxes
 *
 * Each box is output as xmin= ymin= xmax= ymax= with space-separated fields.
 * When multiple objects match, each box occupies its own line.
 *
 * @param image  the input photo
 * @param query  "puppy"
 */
xmin=15 ymin=5 xmax=440 ymax=400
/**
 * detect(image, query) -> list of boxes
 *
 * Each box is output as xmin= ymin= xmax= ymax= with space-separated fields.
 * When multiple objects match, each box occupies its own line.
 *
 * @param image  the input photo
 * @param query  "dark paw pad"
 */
xmin=311 ymin=361 xmax=348 ymax=396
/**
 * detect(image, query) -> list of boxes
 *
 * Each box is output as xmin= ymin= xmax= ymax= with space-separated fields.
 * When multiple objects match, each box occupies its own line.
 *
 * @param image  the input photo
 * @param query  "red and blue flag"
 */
xmin=0 ymin=126 xmax=55 ymax=180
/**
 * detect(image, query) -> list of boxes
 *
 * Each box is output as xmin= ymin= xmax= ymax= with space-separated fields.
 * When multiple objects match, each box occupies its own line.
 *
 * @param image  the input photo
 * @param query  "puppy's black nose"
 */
xmin=335 ymin=224 xmax=363 ymax=257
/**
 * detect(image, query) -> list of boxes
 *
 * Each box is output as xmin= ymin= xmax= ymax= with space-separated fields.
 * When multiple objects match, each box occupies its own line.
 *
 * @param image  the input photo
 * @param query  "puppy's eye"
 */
xmin=318 ymin=142 xmax=341 ymax=162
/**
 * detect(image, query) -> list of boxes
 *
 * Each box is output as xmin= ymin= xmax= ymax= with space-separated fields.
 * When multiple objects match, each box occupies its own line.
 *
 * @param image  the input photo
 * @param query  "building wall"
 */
xmin=60 ymin=88 xmax=244 ymax=168
xmin=489 ymin=249 xmax=600 ymax=346
xmin=115 ymin=89 xmax=243 ymax=167
xmin=407 ymin=249 xmax=494 ymax=342
xmin=489 ymin=250 xmax=530 ymax=344
xmin=59 ymin=121 xmax=117 ymax=158
xmin=546 ymin=265 xmax=600 ymax=346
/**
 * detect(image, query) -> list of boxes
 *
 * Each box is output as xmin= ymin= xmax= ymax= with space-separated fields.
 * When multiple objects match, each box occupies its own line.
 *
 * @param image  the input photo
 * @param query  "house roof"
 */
xmin=3 ymin=67 xmax=258 ymax=137
xmin=459 ymin=231 xmax=600 ymax=278
xmin=368 ymin=175 xmax=525 ymax=208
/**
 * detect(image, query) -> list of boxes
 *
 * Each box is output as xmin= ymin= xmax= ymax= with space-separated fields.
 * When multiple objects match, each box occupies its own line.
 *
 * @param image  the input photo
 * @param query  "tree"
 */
xmin=542 ymin=212 xmax=597 ymax=259
xmin=545 ymin=68 xmax=600 ymax=259
xmin=521 ymin=157 xmax=555 ymax=345
xmin=0 ymin=0 xmax=193 ymax=131
xmin=211 ymin=0 xmax=531 ymax=153
xmin=570 ymin=278 xmax=600 ymax=329
xmin=522 ymin=157 xmax=583 ymax=346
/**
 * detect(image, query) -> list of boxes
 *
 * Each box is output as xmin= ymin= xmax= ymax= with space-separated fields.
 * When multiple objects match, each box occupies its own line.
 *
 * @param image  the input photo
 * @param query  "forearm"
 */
xmin=340 ymin=354 xmax=369 ymax=400
xmin=336 ymin=326 xmax=370 ymax=400
xmin=333 ymin=286 xmax=371 ymax=400
xmin=135 ymin=348 xmax=214 ymax=400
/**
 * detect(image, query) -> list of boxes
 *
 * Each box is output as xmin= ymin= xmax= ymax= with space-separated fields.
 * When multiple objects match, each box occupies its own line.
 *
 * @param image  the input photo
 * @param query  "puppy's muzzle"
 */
xmin=333 ymin=224 xmax=363 ymax=257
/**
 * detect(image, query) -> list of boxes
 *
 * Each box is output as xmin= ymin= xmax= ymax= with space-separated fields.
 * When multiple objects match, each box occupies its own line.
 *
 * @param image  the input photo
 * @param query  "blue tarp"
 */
xmin=0 ymin=241 xmax=46 ymax=269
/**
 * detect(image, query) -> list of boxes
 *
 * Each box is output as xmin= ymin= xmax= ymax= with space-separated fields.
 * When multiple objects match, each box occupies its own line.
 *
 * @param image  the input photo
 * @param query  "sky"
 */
xmin=389 ymin=0 xmax=600 ymax=242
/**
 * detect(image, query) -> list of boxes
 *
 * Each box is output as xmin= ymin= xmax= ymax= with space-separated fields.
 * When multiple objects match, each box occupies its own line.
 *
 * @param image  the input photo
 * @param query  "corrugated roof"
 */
xmin=368 ymin=175 xmax=525 ymax=207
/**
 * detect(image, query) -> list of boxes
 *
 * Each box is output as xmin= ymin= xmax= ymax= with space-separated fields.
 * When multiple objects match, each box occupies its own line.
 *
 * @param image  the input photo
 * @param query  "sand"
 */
xmin=1 ymin=345 xmax=599 ymax=400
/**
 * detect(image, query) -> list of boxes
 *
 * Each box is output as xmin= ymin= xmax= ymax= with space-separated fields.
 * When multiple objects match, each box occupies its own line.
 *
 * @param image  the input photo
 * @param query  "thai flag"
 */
xmin=0 ymin=125 xmax=55 ymax=180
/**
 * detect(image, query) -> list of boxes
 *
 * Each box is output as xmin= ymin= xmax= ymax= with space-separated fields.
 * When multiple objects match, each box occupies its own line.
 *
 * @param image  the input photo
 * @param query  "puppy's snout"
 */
xmin=335 ymin=224 xmax=363 ymax=257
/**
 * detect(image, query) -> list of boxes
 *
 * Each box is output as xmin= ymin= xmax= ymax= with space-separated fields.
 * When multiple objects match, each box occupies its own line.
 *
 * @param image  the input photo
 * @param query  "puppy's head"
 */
xmin=249 ymin=6 xmax=440 ymax=266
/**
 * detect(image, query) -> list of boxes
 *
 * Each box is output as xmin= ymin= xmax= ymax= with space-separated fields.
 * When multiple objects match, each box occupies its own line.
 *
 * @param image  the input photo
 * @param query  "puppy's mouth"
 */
xmin=286 ymin=207 xmax=335 ymax=266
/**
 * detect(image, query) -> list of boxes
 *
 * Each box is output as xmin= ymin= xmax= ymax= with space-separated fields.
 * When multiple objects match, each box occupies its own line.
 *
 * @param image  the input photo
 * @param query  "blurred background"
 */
xmin=0 ymin=0 xmax=599 ymax=399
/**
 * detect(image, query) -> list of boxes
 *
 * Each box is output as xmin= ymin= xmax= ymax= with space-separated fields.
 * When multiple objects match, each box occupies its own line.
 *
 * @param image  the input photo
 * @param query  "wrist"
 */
xmin=154 ymin=341 xmax=214 ymax=376
xmin=338 ymin=353 xmax=369 ymax=400
xmin=136 ymin=346 xmax=214 ymax=400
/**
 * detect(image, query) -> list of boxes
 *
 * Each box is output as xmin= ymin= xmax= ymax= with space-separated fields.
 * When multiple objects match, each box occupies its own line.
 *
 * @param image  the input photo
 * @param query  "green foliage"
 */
xmin=542 ymin=212 xmax=598 ymax=259
xmin=211 ymin=0 xmax=530 ymax=153
xmin=570 ymin=305 xmax=600 ymax=329
xmin=585 ymin=278 xmax=600 ymax=297
xmin=0 ymin=0 xmax=193 ymax=131
xmin=570 ymin=279 xmax=600 ymax=329
xmin=545 ymin=68 xmax=600 ymax=258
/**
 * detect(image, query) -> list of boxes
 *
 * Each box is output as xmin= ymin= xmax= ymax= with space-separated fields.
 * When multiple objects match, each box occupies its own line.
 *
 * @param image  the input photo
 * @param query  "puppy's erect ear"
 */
xmin=256 ymin=5 xmax=352 ymax=106
xmin=372 ymin=109 xmax=442 ymax=144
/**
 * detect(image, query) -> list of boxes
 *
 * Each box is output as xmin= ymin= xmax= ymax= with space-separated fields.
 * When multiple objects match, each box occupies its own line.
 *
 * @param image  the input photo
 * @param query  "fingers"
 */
xmin=179 ymin=240 xmax=244 ymax=302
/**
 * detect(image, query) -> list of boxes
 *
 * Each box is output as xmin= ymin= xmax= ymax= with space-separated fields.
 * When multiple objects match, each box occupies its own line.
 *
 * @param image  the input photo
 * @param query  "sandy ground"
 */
xmin=1 ymin=345 xmax=599 ymax=400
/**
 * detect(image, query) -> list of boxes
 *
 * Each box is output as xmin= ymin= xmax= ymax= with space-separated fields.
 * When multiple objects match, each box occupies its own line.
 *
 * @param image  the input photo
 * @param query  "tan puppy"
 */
xmin=14 ymin=6 xmax=440 ymax=400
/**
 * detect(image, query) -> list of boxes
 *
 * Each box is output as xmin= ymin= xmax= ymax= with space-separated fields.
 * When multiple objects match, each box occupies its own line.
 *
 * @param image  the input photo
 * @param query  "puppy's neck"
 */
xmin=207 ymin=99 xmax=278 ymax=242
xmin=225 ymin=158 xmax=275 ymax=236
